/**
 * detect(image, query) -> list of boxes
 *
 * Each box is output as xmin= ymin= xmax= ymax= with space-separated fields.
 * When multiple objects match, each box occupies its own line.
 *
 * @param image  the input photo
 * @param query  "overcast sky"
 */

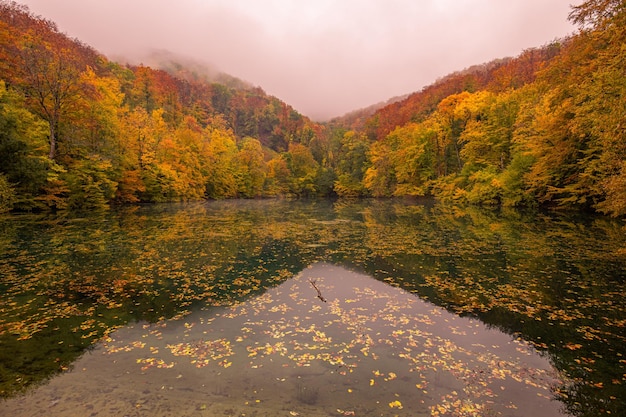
xmin=19 ymin=0 xmax=577 ymax=121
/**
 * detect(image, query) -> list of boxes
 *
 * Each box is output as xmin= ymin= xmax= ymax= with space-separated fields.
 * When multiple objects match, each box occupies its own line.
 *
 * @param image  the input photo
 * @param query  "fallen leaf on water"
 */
xmin=389 ymin=400 xmax=403 ymax=409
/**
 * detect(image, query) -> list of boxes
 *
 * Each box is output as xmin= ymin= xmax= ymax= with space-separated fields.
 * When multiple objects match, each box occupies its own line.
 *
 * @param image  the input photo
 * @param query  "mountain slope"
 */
xmin=1 ymin=0 xmax=625 ymax=216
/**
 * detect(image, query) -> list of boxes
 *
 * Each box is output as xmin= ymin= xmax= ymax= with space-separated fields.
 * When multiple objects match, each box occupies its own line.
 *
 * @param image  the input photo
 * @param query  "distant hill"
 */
xmin=356 ymin=45 xmax=562 ymax=142
xmin=132 ymin=49 xmax=254 ymax=91
xmin=327 ymin=93 xmax=409 ymax=132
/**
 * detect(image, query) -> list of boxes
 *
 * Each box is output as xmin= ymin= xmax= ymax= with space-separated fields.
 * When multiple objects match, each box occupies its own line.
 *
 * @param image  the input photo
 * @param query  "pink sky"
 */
xmin=19 ymin=0 xmax=577 ymax=121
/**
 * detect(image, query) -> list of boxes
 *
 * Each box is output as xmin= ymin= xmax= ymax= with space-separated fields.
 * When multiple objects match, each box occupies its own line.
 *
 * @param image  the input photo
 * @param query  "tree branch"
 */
xmin=308 ymin=279 xmax=327 ymax=303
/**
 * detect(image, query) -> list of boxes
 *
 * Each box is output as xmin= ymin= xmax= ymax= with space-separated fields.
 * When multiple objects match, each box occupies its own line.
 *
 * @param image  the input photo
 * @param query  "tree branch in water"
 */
xmin=309 ymin=279 xmax=327 ymax=303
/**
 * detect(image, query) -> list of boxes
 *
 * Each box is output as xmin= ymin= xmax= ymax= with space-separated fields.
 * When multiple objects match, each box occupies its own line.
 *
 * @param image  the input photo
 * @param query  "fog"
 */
xmin=19 ymin=0 xmax=576 ymax=121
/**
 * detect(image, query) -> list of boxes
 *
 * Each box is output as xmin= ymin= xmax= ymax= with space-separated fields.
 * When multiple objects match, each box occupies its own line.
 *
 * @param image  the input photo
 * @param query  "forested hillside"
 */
xmin=1 ymin=0 xmax=625 ymax=217
xmin=0 ymin=1 xmax=325 ymax=211
xmin=333 ymin=0 xmax=626 ymax=217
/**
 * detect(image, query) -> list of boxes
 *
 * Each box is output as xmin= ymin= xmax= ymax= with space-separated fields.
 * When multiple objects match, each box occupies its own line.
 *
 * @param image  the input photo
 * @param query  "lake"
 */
xmin=0 ymin=199 xmax=624 ymax=416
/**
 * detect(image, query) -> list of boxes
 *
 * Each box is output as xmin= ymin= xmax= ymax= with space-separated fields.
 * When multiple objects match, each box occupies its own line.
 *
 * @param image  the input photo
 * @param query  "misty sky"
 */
xmin=19 ymin=0 xmax=577 ymax=121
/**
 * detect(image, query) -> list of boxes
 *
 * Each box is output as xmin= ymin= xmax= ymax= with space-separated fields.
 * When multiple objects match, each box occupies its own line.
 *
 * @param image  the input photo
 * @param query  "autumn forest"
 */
xmin=1 ymin=0 xmax=626 ymax=216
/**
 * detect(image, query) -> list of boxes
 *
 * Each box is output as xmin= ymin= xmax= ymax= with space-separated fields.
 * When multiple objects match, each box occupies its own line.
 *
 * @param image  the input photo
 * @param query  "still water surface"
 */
xmin=0 ymin=199 xmax=624 ymax=416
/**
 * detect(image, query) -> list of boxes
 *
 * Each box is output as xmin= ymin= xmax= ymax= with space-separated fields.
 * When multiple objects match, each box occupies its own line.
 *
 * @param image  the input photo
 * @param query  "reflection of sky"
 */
xmin=1 ymin=263 xmax=568 ymax=416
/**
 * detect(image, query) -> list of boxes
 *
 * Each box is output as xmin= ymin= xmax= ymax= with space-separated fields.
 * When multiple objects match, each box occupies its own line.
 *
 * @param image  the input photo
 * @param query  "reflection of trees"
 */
xmin=0 ymin=199 xmax=625 ymax=413
xmin=356 ymin=202 xmax=626 ymax=416
xmin=0 ymin=202 xmax=312 ymax=396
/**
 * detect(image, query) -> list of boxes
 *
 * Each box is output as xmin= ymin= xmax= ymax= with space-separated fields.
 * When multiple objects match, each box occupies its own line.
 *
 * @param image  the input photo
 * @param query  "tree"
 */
xmin=168 ymin=116 xmax=210 ymax=200
xmin=117 ymin=107 xmax=169 ymax=202
xmin=0 ymin=172 xmax=15 ymax=212
xmin=18 ymin=31 xmax=87 ymax=160
xmin=234 ymin=137 xmax=266 ymax=198
xmin=284 ymin=143 xmax=319 ymax=196
xmin=569 ymin=0 xmax=624 ymax=29
xmin=435 ymin=91 xmax=475 ymax=174
xmin=115 ymin=169 xmax=144 ymax=204
xmin=204 ymin=123 xmax=238 ymax=199
xmin=65 ymin=155 xmax=117 ymax=210
xmin=391 ymin=121 xmax=437 ymax=196
xmin=66 ymin=67 xmax=124 ymax=160
xmin=333 ymin=131 xmax=369 ymax=197
xmin=126 ymin=65 xmax=157 ymax=113
xmin=122 ymin=107 xmax=166 ymax=171
xmin=364 ymin=139 xmax=396 ymax=197
xmin=566 ymin=1 xmax=626 ymax=215
xmin=0 ymin=81 xmax=50 ymax=209
xmin=265 ymin=156 xmax=291 ymax=196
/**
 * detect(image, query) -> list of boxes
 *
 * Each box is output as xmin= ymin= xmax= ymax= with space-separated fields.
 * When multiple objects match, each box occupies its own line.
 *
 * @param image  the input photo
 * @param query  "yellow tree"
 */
xmin=435 ymin=91 xmax=473 ymax=173
xmin=512 ymin=84 xmax=577 ymax=205
xmin=567 ymin=0 xmax=626 ymax=215
xmin=392 ymin=121 xmax=438 ymax=196
xmin=121 ymin=107 xmax=167 ymax=171
xmin=364 ymin=139 xmax=396 ymax=197
xmin=459 ymin=90 xmax=520 ymax=175
xmin=18 ymin=32 xmax=86 ymax=160
xmin=265 ymin=156 xmax=291 ymax=195
xmin=168 ymin=116 xmax=210 ymax=200
xmin=69 ymin=67 xmax=124 ymax=159
xmin=117 ymin=107 xmax=167 ymax=202
xmin=234 ymin=137 xmax=267 ymax=198
xmin=204 ymin=123 xmax=238 ymax=199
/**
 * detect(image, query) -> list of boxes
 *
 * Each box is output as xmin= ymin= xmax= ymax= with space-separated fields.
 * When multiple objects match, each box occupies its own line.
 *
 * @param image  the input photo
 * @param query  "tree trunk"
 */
xmin=48 ymin=120 xmax=57 ymax=160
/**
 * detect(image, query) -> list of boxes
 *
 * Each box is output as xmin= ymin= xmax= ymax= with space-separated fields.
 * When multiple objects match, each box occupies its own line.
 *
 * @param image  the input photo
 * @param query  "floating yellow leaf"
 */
xmin=564 ymin=343 xmax=582 ymax=350
xmin=388 ymin=400 xmax=403 ymax=409
xmin=385 ymin=372 xmax=397 ymax=381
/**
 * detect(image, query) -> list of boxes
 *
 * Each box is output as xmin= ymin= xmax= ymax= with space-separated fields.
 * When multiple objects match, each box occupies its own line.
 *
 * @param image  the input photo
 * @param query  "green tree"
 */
xmin=0 ymin=173 xmax=15 ymax=212
xmin=334 ymin=131 xmax=369 ymax=197
xmin=0 ymin=81 xmax=50 ymax=210
xmin=65 ymin=155 xmax=117 ymax=210
xmin=284 ymin=143 xmax=319 ymax=196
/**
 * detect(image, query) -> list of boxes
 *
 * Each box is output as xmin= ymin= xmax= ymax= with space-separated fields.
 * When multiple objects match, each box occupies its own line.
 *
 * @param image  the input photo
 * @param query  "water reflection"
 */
xmin=0 ymin=263 xmax=566 ymax=417
xmin=1 ymin=199 xmax=625 ymax=416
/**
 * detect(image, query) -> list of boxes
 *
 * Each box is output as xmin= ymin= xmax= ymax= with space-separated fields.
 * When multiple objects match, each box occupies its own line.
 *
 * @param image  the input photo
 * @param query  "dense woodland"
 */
xmin=1 ymin=0 xmax=625 ymax=216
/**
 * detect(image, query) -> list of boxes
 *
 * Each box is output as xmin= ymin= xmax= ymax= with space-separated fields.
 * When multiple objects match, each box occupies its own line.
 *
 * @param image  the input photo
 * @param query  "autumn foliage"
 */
xmin=1 ymin=0 xmax=626 ymax=216
xmin=333 ymin=0 xmax=626 ymax=216
xmin=0 ymin=1 xmax=324 ymax=211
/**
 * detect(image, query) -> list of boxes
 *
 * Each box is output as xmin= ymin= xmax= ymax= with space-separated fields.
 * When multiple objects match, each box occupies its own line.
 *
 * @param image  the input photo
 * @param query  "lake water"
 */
xmin=0 ymin=199 xmax=624 ymax=416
